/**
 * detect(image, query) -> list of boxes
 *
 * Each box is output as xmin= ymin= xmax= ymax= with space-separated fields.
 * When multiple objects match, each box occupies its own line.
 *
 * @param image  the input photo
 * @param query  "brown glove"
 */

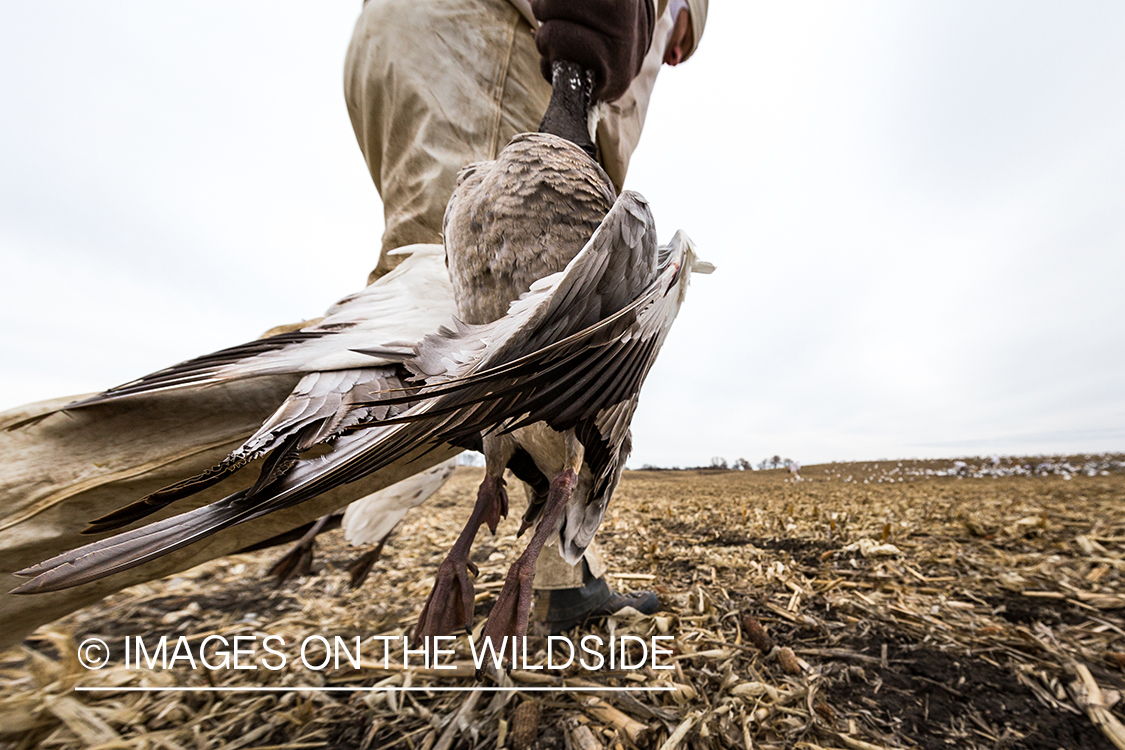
xmin=532 ymin=0 xmax=655 ymax=103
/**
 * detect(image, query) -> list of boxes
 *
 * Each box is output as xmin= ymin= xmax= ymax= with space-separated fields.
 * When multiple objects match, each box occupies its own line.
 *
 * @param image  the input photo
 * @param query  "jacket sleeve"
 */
xmin=594 ymin=0 xmax=708 ymax=191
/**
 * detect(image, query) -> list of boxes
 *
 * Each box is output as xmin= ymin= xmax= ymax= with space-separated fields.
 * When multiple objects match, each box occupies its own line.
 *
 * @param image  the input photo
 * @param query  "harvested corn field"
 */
xmin=3 ymin=455 xmax=1124 ymax=750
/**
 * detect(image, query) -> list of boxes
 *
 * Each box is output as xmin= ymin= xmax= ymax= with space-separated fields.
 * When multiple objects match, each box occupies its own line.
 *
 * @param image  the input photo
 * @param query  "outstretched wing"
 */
xmin=10 ymin=422 xmax=442 ymax=592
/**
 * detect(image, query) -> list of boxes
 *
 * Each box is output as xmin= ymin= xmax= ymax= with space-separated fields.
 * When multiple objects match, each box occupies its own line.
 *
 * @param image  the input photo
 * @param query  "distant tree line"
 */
xmin=637 ymin=455 xmax=798 ymax=471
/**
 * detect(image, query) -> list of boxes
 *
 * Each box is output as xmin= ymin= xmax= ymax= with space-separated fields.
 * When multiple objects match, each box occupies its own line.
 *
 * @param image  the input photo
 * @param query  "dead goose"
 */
xmin=13 ymin=63 xmax=714 ymax=648
xmin=407 ymin=60 xmax=713 ymax=643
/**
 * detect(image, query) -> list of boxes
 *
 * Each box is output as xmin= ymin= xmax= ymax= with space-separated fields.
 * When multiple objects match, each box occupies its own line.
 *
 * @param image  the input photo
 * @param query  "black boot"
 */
xmin=540 ymin=561 xmax=659 ymax=635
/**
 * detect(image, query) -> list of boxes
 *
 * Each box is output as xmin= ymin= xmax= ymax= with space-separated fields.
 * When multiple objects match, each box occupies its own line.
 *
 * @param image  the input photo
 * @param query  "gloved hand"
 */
xmin=532 ymin=0 xmax=655 ymax=103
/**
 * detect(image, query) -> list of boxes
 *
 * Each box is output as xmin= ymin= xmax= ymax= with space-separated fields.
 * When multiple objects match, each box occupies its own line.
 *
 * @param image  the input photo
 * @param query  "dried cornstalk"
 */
xmin=509 ymin=700 xmax=539 ymax=750
xmin=1070 ymin=662 xmax=1125 ymax=750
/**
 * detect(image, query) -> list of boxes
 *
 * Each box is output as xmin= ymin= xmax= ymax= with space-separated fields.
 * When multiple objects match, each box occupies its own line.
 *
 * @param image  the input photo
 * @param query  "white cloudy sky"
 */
xmin=1 ymin=2 xmax=1123 ymax=467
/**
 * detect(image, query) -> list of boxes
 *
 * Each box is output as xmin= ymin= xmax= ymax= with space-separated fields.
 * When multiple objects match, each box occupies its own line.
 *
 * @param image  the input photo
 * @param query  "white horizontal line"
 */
xmin=75 ymin=685 xmax=674 ymax=693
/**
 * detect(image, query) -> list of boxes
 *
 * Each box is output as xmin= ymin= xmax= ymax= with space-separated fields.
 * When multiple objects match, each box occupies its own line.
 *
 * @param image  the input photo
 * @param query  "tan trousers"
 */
xmin=345 ymin=0 xmax=606 ymax=589
xmin=346 ymin=0 xmax=679 ymax=280
xmin=346 ymin=0 xmax=552 ymax=280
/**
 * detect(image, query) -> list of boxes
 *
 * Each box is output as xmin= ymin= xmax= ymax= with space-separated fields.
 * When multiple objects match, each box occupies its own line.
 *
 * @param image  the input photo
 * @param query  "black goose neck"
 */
xmin=538 ymin=60 xmax=597 ymax=161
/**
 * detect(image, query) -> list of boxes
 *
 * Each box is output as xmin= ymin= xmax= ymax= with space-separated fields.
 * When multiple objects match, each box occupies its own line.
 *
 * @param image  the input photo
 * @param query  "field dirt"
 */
xmin=2 ymin=455 xmax=1124 ymax=749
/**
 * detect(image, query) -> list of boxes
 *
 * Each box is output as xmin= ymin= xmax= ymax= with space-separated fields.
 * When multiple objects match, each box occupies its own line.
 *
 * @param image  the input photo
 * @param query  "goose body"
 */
xmin=408 ymin=148 xmax=704 ymax=639
xmin=446 ymin=133 xmax=615 ymax=326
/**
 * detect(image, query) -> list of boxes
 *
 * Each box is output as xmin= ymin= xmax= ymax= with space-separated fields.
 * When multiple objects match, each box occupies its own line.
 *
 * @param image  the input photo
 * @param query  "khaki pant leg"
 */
xmin=532 ymin=539 xmax=606 ymax=590
xmin=343 ymin=0 xmax=551 ymax=281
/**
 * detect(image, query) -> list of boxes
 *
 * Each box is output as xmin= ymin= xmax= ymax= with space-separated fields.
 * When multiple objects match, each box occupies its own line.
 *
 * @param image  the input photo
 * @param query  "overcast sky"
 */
xmin=1 ymin=2 xmax=1123 ymax=467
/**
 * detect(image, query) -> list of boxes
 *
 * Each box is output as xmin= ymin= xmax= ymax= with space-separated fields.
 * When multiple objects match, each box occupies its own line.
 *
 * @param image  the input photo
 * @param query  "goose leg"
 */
xmin=264 ymin=512 xmax=335 ymax=586
xmin=480 ymin=466 xmax=578 ymax=652
xmin=413 ymin=474 xmax=509 ymax=639
xmin=345 ymin=533 xmax=390 ymax=589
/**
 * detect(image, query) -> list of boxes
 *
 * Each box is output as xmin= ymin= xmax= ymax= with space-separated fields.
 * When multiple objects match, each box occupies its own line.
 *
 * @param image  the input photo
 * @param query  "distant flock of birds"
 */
xmin=826 ymin=456 xmax=1120 ymax=484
